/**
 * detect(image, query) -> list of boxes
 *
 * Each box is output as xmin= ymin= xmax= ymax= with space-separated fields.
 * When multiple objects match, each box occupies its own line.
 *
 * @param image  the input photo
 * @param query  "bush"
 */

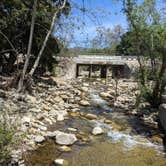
xmin=0 ymin=106 xmax=13 ymax=163
xmin=136 ymin=86 xmax=153 ymax=107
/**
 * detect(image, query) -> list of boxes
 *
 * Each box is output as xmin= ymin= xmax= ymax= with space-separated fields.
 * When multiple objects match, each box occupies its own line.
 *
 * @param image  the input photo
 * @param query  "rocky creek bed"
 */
xmin=0 ymin=77 xmax=166 ymax=166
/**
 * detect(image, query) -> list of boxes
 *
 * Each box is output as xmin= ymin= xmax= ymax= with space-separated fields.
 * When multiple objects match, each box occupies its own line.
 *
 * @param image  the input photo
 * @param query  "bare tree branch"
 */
xmin=29 ymin=0 xmax=67 ymax=76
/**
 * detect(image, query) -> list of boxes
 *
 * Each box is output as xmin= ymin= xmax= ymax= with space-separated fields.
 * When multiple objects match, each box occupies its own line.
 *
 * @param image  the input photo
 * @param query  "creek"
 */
xmin=24 ymin=85 xmax=166 ymax=166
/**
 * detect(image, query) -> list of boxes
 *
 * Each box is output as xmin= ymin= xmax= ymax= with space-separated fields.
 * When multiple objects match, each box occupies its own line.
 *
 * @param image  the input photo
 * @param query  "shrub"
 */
xmin=0 ymin=107 xmax=13 ymax=163
xmin=136 ymin=86 xmax=153 ymax=107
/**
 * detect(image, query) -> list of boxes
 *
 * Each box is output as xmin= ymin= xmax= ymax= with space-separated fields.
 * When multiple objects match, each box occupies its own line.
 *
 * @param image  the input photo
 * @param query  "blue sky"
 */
xmin=63 ymin=0 xmax=165 ymax=48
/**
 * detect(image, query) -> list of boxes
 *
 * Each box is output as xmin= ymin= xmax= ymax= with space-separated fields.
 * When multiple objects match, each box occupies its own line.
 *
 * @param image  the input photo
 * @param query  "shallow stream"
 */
xmin=24 ymin=86 xmax=166 ymax=166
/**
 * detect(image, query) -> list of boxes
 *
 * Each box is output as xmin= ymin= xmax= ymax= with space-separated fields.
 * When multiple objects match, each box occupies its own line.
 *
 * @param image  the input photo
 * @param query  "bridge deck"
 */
xmin=74 ymin=55 xmax=137 ymax=65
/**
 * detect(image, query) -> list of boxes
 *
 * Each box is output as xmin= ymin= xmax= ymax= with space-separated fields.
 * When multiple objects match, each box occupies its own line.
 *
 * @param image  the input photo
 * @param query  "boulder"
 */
xmin=35 ymin=135 xmax=45 ymax=143
xmin=79 ymin=100 xmax=90 ymax=106
xmin=55 ymin=132 xmax=77 ymax=145
xmin=92 ymin=127 xmax=103 ymax=135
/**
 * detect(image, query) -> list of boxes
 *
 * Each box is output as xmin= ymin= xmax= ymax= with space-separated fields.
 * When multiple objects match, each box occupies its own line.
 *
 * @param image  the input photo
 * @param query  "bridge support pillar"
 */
xmin=89 ymin=64 xmax=92 ymax=78
xmin=76 ymin=64 xmax=79 ymax=78
xmin=100 ymin=65 xmax=107 ymax=78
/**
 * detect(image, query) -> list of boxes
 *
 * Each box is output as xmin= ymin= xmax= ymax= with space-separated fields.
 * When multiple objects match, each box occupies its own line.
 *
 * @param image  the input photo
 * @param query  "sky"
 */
xmin=59 ymin=0 xmax=166 ymax=48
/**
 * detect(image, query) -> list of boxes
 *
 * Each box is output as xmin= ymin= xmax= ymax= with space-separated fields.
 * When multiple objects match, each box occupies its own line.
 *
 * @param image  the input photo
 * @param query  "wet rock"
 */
xmin=35 ymin=135 xmax=45 ymax=143
xmin=57 ymin=145 xmax=72 ymax=152
xmin=104 ymin=119 xmax=113 ymax=124
xmin=151 ymin=135 xmax=163 ymax=144
xmin=55 ymin=132 xmax=77 ymax=145
xmin=84 ymin=113 xmax=98 ymax=120
xmin=111 ymin=123 xmax=122 ymax=131
xmin=79 ymin=100 xmax=90 ymax=106
xmin=54 ymin=159 xmax=68 ymax=166
xmin=135 ymin=137 xmax=149 ymax=143
xmin=92 ymin=127 xmax=104 ymax=135
xmin=70 ymin=112 xmax=80 ymax=117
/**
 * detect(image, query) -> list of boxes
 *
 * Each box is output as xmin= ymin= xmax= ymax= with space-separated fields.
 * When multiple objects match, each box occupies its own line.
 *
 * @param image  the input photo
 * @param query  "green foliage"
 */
xmin=122 ymin=0 xmax=166 ymax=107
xmin=0 ymin=0 xmax=70 ymax=74
xmin=0 ymin=122 xmax=13 ymax=163
xmin=116 ymin=31 xmax=136 ymax=55
xmin=136 ymin=86 xmax=153 ymax=106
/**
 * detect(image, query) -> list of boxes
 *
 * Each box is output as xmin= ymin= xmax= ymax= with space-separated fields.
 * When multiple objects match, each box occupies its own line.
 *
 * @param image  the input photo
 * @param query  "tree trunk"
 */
xmin=29 ymin=0 xmax=67 ymax=76
xmin=18 ymin=0 xmax=37 ymax=92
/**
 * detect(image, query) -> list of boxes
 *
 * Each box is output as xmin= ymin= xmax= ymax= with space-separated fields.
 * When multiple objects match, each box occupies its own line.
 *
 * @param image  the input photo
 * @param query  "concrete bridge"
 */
xmin=55 ymin=55 xmax=138 ymax=79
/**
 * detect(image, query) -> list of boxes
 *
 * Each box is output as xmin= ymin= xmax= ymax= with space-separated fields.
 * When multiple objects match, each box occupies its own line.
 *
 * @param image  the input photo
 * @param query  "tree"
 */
xmin=116 ymin=31 xmax=137 ymax=55
xmin=18 ymin=0 xmax=38 ymax=91
xmin=122 ymin=0 xmax=166 ymax=107
xmin=0 ymin=0 xmax=70 ymax=75
xmin=29 ymin=0 xmax=67 ymax=76
xmin=90 ymin=25 xmax=124 ymax=54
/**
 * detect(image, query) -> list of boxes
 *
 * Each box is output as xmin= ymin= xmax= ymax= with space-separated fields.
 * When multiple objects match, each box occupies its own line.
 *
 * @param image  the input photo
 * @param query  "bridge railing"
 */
xmin=77 ymin=55 xmax=137 ymax=61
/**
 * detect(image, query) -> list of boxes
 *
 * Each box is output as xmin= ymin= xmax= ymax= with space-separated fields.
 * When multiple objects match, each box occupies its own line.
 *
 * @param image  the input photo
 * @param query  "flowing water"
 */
xmin=24 ymin=86 xmax=166 ymax=166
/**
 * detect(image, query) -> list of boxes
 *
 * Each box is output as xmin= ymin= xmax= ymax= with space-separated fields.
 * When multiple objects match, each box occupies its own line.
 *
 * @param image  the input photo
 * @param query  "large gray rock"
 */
xmin=159 ymin=104 xmax=166 ymax=132
xmin=55 ymin=132 xmax=77 ymax=145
